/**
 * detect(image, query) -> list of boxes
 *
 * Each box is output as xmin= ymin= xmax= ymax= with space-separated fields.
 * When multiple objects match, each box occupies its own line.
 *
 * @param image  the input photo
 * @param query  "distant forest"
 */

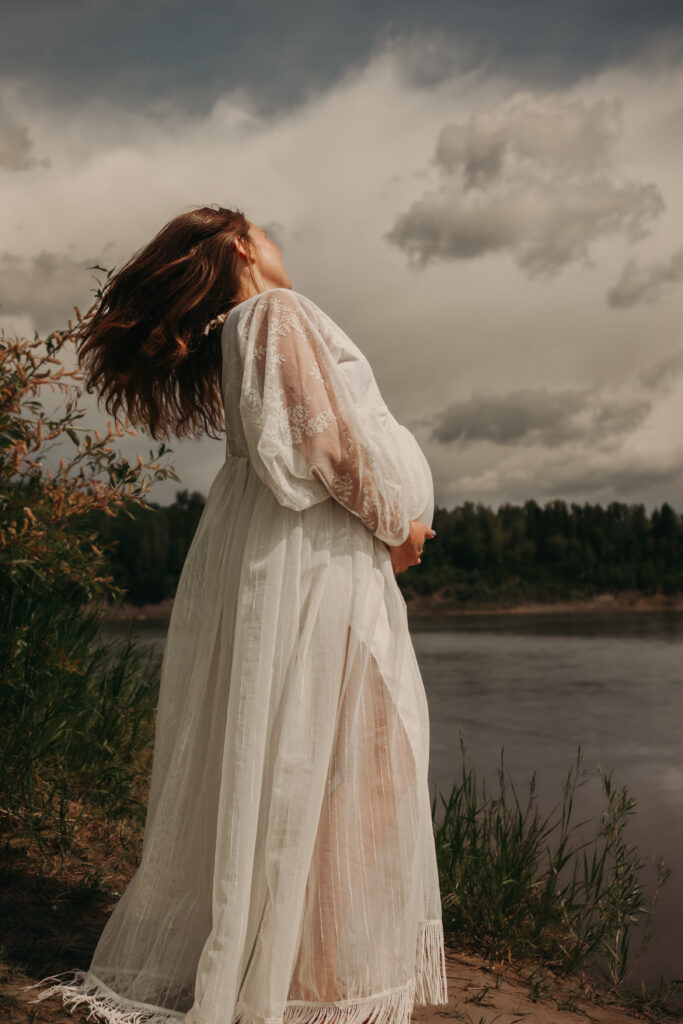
xmin=81 ymin=493 xmax=683 ymax=608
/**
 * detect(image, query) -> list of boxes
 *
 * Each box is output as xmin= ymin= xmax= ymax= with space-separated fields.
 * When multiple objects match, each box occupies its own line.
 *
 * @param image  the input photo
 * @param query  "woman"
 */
xmin=24 ymin=206 xmax=446 ymax=1024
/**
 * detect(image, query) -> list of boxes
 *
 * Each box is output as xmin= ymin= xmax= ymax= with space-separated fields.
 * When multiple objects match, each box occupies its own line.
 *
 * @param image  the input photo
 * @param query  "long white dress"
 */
xmin=24 ymin=287 xmax=448 ymax=1024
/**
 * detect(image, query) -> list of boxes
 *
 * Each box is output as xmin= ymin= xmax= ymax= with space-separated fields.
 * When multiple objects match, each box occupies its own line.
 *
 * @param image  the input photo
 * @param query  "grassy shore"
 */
xmin=3 ymin=784 xmax=681 ymax=1024
xmin=4 ymin=752 xmax=683 ymax=1022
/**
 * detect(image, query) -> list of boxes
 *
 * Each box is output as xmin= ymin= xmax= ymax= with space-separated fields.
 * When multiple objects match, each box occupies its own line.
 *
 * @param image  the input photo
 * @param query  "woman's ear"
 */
xmin=234 ymin=226 xmax=261 ymax=263
xmin=233 ymin=234 xmax=251 ymax=261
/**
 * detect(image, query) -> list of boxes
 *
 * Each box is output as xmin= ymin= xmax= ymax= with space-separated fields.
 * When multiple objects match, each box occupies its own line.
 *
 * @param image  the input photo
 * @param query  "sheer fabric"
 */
xmin=24 ymin=288 xmax=447 ymax=1024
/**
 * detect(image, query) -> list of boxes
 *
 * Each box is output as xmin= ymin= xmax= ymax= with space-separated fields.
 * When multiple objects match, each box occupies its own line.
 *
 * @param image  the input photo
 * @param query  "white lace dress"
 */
xmin=24 ymin=288 xmax=448 ymax=1024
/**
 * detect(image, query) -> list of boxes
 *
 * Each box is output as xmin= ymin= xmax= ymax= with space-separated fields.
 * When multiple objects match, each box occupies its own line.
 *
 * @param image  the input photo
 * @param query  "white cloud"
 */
xmin=385 ymin=91 xmax=665 ymax=277
xmin=434 ymin=94 xmax=622 ymax=186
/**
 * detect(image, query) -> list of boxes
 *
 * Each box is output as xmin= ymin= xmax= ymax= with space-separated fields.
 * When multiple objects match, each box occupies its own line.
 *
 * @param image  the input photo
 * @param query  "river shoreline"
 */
xmin=405 ymin=588 xmax=683 ymax=617
xmin=91 ymin=590 xmax=683 ymax=624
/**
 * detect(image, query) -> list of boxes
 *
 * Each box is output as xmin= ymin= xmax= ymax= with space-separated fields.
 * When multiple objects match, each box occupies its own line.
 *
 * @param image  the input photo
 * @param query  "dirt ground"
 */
xmin=411 ymin=943 xmax=683 ymax=1024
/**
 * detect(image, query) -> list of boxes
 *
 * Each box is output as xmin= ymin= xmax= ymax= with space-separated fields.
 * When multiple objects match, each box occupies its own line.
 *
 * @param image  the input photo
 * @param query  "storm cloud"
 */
xmin=1 ymin=0 xmax=682 ymax=118
xmin=427 ymin=384 xmax=652 ymax=449
xmin=1 ymin=12 xmax=683 ymax=511
xmin=456 ymin=445 xmax=683 ymax=503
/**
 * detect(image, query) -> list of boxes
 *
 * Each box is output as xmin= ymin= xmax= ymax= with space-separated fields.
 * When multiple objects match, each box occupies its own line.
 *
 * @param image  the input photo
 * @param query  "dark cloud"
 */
xmin=537 ymin=453 xmax=683 ymax=499
xmin=607 ymin=245 xmax=683 ymax=307
xmin=426 ymin=384 xmax=652 ymax=448
xmin=0 ymin=251 xmax=101 ymax=333
xmin=385 ymin=93 xmax=664 ymax=278
xmin=0 ymin=0 xmax=682 ymax=118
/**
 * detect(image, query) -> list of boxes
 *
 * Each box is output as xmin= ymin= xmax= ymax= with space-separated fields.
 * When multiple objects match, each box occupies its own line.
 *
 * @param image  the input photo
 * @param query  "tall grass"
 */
xmin=0 ymin=581 xmax=161 ymax=856
xmin=432 ymin=729 xmax=681 ymax=1011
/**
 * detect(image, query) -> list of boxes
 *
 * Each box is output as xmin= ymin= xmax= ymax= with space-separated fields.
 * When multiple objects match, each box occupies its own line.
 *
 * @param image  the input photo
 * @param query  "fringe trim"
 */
xmin=20 ymin=969 xmax=184 ymax=1024
xmin=22 ymin=971 xmax=416 ymax=1024
xmin=20 ymin=922 xmax=448 ymax=1024
xmin=414 ymin=919 xmax=448 ymax=1005
xmin=251 ymin=979 xmax=415 ymax=1024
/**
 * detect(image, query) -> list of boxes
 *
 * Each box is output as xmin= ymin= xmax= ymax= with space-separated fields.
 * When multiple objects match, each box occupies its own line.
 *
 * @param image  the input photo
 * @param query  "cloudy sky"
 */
xmin=2 ymin=1 xmax=683 ymax=514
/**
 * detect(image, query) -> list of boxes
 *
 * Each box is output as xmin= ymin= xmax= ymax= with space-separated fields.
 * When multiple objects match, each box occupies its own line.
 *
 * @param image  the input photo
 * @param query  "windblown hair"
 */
xmin=75 ymin=205 xmax=259 ymax=441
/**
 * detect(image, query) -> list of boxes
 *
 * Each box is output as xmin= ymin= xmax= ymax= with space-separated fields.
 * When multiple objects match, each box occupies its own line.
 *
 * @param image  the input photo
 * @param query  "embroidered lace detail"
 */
xmin=237 ymin=291 xmax=410 ymax=546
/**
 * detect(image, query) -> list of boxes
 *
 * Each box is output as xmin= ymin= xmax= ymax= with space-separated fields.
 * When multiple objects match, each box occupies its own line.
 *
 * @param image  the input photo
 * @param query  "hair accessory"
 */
xmin=204 ymin=311 xmax=230 ymax=335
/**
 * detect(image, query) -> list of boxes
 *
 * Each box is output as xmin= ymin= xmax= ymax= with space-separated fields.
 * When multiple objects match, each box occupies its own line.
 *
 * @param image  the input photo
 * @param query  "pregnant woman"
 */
xmin=25 ymin=206 xmax=446 ymax=1024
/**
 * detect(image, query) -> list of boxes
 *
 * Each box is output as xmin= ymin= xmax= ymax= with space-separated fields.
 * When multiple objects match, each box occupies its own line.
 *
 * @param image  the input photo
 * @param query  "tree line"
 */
xmin=82 ymin=493 xmax=683 ymax=607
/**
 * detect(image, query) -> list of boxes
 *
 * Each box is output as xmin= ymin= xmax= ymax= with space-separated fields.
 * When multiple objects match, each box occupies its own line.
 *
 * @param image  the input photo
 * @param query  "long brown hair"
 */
xmin=75 ymin=205 xmax=259 ymax=441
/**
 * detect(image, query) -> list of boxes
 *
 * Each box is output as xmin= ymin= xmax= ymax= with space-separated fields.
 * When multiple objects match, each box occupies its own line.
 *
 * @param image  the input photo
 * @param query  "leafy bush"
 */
xmin=0 ymin=293 xmax=179 ymax=851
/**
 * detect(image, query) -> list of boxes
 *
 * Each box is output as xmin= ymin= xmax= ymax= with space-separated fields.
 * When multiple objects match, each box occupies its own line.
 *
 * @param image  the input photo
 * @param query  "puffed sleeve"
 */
xmin=236 ymin=289 xmax=411 ymax=546
xmin=387 ymin=418 xmax=435 ymax=531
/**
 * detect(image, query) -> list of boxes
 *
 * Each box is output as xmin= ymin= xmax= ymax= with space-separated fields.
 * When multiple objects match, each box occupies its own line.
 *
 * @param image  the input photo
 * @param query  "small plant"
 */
xmin=464 ymin=983 xmax=496 ymax=1006
xmin=432 ymin=728 xmax=682 ymax=1013
xmin=562 ymin=764 xmax=671 ymax=990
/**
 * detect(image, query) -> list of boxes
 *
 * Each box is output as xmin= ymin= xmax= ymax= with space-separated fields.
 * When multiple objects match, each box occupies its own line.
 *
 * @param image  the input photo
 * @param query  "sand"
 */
xmin=411 ymin=943 xmax=683 ymax=1024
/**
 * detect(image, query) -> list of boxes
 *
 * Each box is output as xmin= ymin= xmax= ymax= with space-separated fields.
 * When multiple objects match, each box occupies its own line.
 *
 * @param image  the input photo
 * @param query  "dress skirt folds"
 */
xmin=24 ymin=288 xmax=448 ymax=1024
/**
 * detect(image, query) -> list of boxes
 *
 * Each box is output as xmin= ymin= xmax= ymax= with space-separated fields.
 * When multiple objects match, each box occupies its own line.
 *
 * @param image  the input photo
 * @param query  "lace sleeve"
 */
xmin=237 ymin=289 xmax=411 ymax=546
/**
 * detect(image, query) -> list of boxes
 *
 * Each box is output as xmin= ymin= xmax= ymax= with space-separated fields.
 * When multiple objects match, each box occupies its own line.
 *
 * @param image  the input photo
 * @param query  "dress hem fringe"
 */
xmin=20 ymin=918 xmax=448 ymax=1024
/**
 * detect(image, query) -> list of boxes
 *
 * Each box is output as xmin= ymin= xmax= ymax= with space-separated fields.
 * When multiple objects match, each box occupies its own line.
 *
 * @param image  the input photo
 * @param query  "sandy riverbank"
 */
xmin=413 ymin=943 xmax=683 ymax=1024
xmin=10 ymin=941 xmax=679 ymax=1024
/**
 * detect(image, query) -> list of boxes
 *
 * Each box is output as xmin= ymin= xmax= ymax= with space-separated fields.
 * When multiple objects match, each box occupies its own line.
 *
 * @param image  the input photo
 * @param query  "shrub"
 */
xmin=0 ymin=289 xmax=179 ymax=850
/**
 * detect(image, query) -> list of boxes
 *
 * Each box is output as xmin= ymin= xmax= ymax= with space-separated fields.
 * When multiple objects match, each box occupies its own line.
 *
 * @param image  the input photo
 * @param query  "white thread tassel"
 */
xmin=22 ymin=934 xmax=448 ymax=1024
xmin=413 ymin=919 xmax=448 ymax=1005
xmin=275 ymin=980 xmax=414 ymax=1024
xmin=21 ymin=970 xmax=184 ymax=1024
xmin=23 ymin=972 xmax=416 ymax=1024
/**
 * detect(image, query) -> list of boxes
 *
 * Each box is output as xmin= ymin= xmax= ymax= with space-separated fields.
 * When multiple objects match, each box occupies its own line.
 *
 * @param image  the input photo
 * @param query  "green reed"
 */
xmin=0 ymin=579 xmax=161 ymax=856
xmin=432 ymin=727 xmax=682 ymax=1013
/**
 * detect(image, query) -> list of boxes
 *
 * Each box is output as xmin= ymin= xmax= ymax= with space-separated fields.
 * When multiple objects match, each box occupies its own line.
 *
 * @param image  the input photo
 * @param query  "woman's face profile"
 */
xmin=247 ymin=221 xmax=292 ymax=291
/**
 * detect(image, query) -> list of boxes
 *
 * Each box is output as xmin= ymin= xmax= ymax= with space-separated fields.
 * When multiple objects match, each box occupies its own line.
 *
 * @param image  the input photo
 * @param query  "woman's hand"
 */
xmin=385 ymin=520 xmax=436 ymax=575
